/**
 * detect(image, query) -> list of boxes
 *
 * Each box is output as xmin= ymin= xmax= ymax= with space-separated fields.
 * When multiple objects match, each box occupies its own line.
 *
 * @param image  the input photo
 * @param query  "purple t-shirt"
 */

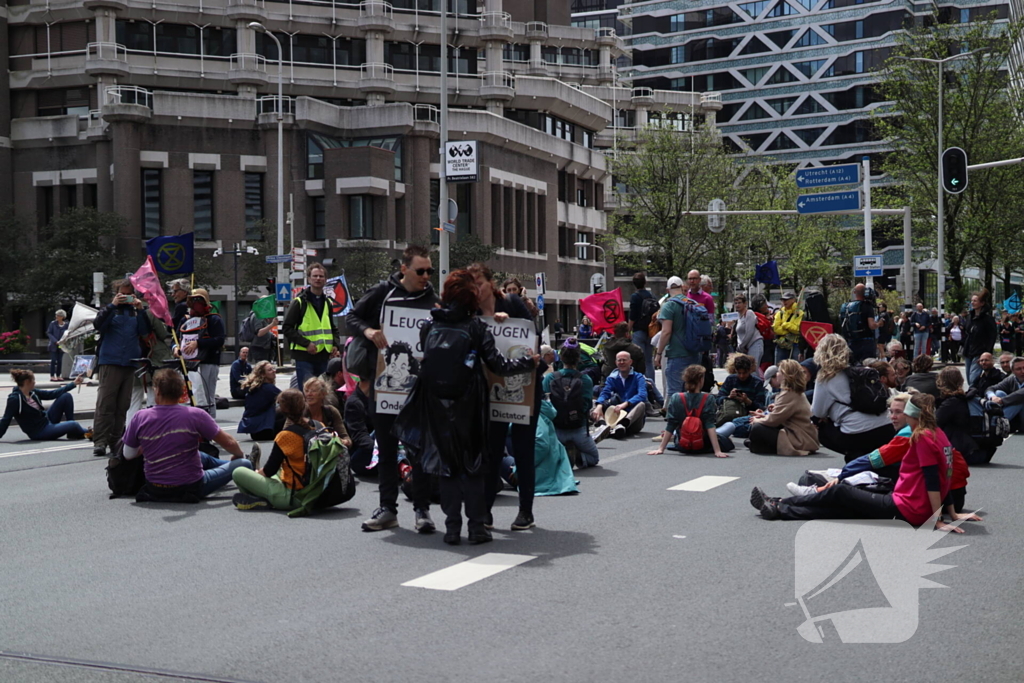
xmin=123 ymin=405 xmax=220 ymax=486
xmin=688 ymin=289 xmax=716 ymax=321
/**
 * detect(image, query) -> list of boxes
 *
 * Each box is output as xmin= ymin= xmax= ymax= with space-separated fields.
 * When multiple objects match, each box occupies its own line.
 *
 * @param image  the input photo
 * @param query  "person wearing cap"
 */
xmin=283 ymin=262 xmax=340 ymax=390
xmin=173 ymin=288 xmax=226 ymax=418
xmin=654 ymin=276 xmax=698 ymax=396
xmin=229 ymin=347 xmax=252 ymax=400
xmin=91 ymin=279 xmax=152 ymax=457
xmin=773 ymin=290 xmax=804 ymax=364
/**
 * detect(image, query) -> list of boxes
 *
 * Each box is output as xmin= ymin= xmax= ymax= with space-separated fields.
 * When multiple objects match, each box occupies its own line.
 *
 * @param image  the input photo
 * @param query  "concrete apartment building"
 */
xmin=2 ymin=0 xmax=723 ymax=338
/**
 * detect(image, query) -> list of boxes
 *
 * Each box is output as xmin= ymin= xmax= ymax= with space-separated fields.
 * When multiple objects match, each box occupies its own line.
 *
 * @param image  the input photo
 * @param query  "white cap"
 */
xmin=667 ymin=276 xmax=684 ymax=290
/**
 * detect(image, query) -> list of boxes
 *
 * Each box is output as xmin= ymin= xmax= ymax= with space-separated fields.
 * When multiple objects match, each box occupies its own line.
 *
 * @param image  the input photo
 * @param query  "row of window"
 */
xmin=502 ymin=44 xmax=601 ymax=66
xmin=733 ymin=117 xmax=877 ymax=152
xmin=306 ymin=133 xmax=404 ymax=182
xmin=117 ymin=21 xmax=236 ymax=56
xmin=718 ymin=85 xmax=879 ymax=121
xmin=503 ymin=110 xmax=596 ymax=148
xmin=36 ymin=185 xmax=98 ymax=230
xmin=141 ymin=169 xmax=264 ymax=240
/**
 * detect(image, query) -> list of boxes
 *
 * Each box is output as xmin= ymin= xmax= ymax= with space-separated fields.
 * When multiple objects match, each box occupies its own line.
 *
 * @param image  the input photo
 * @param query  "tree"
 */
xmin=338 ymin=245 xmax=393 ymax=299
xmin=24 ymin=208 xmax=135 ymax=309
xmin=875 ymin=14 xmax=1024 ymax=311
xmin=0 ymin=207 xmax=32 ymax=319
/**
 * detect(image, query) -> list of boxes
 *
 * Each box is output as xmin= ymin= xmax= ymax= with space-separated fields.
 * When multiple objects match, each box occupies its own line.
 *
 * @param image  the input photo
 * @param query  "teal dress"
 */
xmin=533 ymin=400 xmax=578 ymax=496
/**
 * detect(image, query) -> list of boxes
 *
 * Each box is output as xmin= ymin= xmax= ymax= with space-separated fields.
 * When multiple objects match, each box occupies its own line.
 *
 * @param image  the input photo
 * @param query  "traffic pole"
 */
xmin=438 ymin=0 xmax=450 ymax=283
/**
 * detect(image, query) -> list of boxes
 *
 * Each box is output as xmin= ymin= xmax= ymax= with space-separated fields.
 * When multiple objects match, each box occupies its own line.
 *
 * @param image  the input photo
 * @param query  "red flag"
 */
xmin=578 ymin=288 xmax=625 ymax=334
xmin=130 ymin=255 xmax=173 ymax=327
xmin=800 ymin=321 xmax=833 ymax=350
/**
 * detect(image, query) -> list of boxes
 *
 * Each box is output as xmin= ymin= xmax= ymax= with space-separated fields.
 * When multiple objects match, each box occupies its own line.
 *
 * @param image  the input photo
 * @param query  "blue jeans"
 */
xmin=965 ymin=356 xmax=981 ymax=384
xmin=295 ymin=356 xmax=329 ymax=390
xmin=988 ymin=390 xmax=1024 ymax=422
xmin=632 ymin=330 xmax=655 ymax=382
xmin=913 ymin=332 xmax=929 ymax=359
xmin=774 ymin=343 xmax=798 ymax=365
xmin=25 ymin=393 xmax=86 ymax=440
xmin=664 ymin=353 xmax=701 ymax=396
xmin=199 ymin=452 xmax=253 ymax=497
xmin=554 ymin=425 xmax=601 ymax=467
xmin=717 ymin=416 xmax=753 ymax=440
xmin=50 ymin=350 xmax=64 ymax=378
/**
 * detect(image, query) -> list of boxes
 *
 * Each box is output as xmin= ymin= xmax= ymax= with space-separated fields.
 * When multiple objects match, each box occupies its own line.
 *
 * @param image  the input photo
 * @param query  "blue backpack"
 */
xmin=674 ymin=296 xmax=713 ymax=353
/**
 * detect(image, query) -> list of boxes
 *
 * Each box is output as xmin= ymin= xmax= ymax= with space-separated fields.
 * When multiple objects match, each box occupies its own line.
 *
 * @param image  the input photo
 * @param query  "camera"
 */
xmin=124 ymin=295 xmax=135 ymax=303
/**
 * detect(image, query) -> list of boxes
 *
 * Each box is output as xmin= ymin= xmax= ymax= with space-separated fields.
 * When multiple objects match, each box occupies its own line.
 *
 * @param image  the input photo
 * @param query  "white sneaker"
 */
xmin=593 ymin=424 xmax=611 ymax=443
xmin=786 ymin=482 xmax=818 ymax=497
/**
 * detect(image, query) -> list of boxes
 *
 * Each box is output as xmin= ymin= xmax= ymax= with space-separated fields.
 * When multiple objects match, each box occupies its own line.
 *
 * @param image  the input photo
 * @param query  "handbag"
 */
xmin=345 ymin=335 xmax=378 ymax=381
xmin=715 ymin=397 xmax=748 ymax=428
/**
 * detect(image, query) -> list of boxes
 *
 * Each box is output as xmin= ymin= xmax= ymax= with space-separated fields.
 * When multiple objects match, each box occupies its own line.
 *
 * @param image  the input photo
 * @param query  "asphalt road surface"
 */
xmin=2 ymin=404 xmax=1022 ymax=683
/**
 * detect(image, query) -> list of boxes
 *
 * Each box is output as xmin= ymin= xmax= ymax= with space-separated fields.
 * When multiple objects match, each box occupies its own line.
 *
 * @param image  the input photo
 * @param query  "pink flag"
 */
xmin=130 ymin=255 xmax=173 ymax=327
xmin=578 ymin=287 xmax=625 ymax=334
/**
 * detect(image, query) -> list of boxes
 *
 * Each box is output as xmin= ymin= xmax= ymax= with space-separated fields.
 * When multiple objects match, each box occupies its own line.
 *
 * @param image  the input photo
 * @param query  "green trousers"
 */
xmin=232 ymin=468 xmax=298 ymax=510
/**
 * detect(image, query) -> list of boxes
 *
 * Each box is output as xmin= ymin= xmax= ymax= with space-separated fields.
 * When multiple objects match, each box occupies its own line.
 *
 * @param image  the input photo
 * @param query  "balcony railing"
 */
xmin=86 ymin=42 xmax=128 ymax=62
xmin=701 ymin=91 xmax=722 ymax=104
xmin=360 ymin=0 xmax=393 ymax=20
xmin=596 ymin=27 xmax=617 ymax=39
xmin=413 ymin=104 xmax=439 ymax=124
xmin=228 ymin=0 xmax=264 ymax=7
xmin=482 ymin=70 xmax=515 ymax=89
xmin=231 ymin=53 xmax=268 ymax=72
xmin=257 ymin=95 xmax=294 ymax=116
xmin=360 ymin=62 xmax=394 ymax=80
xmin=480 ymin=11 xmax=512 ymax=29
xmin=105 ymin=85 xmax=153 ymax=108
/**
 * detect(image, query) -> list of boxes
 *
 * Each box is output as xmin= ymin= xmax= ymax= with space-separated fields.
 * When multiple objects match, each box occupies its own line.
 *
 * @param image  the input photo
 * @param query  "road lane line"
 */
xmin=668 ymin=475 xmax=739 ymax=492
xmin=402 ymin=553 xmax=536 ymax=591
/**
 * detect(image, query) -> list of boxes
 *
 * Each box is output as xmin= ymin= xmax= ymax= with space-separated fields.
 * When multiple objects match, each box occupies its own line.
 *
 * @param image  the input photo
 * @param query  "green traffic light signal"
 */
xmin=941 ymin=147 xmax=968 ymax=194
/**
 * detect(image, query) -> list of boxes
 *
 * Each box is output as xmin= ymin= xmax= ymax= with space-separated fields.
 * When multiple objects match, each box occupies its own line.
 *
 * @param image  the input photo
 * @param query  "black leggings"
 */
xmin=777 ymin=483 xmax=903 ymax=521
xmin=748 ymin=423 xmax=780 ymax=454
xmin=817 ymin=421 xmax=895 ymax=462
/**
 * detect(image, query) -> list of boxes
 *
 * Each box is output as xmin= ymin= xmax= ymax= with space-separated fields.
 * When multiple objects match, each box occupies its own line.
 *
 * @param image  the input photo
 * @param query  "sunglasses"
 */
xmin=414 ymin=268 xmax=435 ymax=276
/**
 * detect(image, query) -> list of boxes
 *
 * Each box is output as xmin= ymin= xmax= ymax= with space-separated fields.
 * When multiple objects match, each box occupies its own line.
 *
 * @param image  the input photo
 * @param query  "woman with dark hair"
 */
xmin=935 ymin=366 xmax=988 ymax=465
xmin=469 ymin=262 xmax=544 ymax=533
xmin=395 ymin=269 xmax=538 ymax=545
xmin=0 ymin=369 xmax=87 ymax=441
xmin=963 ymin=289 xmax=997 ymax=384
xmin=876 ymin=301 xmax=892 ymax=359
xmin=903 ymin=354 xmax=939 ymax=398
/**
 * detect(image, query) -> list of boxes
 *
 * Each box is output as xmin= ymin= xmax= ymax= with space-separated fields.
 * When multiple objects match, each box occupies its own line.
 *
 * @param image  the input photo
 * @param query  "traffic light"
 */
xmin=265 ymin=276 xmax=276 ymax=294
xmin=941 ymin=147 xmax=968 ymax=194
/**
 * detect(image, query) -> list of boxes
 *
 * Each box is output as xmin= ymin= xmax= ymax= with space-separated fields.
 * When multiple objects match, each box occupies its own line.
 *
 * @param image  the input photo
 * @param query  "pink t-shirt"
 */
xmin=892 ymin=428 xmax=953 ymax=526
xmin=123 ymin=405 xmax=221 ymax=486
xmin=688 ymin=289 xmax=716 ymax=321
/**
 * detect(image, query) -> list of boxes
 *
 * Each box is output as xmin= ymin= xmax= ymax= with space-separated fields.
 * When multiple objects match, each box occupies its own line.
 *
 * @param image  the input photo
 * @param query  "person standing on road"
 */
xmin=0 ymin=369 xmax=87 ymax=441
xmin=283 ymin=262 xmax=339 ymax=389
xmin=346 ymin=245 xmax=439 ymax=533
xmin=654 ymin=276 xmax=699 ymax=397
xmin=92 ymin=279 xmax=151 ymax=457
xmin=840 ymin=284 xmax=878 ymax=364
xmin=172 ymin=288 xmax=225 ymax=419
xmin=962 ymin=289 xmax=996 ymax=385
xmin=239 ymin=309 xmax=277 ymax=364
xmin=230 ymin=347 xmax=252 ymax=400
xmin=772 ymin=291 xmax=803 ymax=365
xmin=875 ymin=301 xmax=893 ymax=360
xmin=47 ymin=310 xmax=68 ymax=381
xmin=628 ymin=272 xmax=657 ymax=384
xmin=733 ymin=294 xmax=763 ymax=370
xmin=910 ymin=303 xmax=931 ymax=360
xmin=167 ymin=278 xmax=191 ymax=333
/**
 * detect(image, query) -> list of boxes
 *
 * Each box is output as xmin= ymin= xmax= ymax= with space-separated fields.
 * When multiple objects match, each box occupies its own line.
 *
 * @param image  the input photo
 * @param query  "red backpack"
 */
xmin=676 ymin=393 xmax=709 ymax=451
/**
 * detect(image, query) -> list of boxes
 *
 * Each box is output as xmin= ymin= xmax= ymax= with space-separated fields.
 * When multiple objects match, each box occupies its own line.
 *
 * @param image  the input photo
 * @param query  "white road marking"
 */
xmin=673 ymin=535 xmax=687 ymax=539
xmin=402 ymin=553 xmax=536 ymax=591
xmin=668 ymin=475 xmax=740 ymax=492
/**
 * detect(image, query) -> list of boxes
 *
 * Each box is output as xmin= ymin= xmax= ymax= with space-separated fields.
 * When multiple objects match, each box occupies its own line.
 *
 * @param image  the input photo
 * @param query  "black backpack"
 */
xmin=106 ymin=439 xmax=147 ymax=499
xmin=638 ymin=294 xmax=660 ymax=329
xmin=420 ymin=322 xmax=475 ymax=400
xmin=841 ymin=366 xmax=888 ymax=415
xmin=549 ymin=371 xmax=585 ymax=429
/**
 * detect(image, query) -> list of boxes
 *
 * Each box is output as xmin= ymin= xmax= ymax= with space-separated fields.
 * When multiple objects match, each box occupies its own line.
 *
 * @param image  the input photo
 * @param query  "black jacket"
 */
xmin=346 ymin=272 xmax=439 ymax=340
xmin=968 ymin=366 xmax=1005 ymax=398
xmin=936 ymin=394 xmax=984 ymax=465
xmin=963 ymin=307 xmax=997 ymax=358
xmin=344 ymin=385 xmax=374 ymax=455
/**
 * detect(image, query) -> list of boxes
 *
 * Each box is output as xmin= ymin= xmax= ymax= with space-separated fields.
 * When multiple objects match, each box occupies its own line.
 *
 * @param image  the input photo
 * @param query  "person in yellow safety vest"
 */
xmin=282 ymin=262 xmax=340 ymax=389
xmin=773 ymin=290 xmax=804 ymax=364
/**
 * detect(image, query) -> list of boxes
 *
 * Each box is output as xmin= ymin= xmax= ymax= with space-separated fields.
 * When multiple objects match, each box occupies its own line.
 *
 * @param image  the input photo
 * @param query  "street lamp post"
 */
xmin=248 ymin=22 xmax=285 ymax=285
xmin=575 ymin=241 xmax=608 ymax=294
xmin=896 ymin=50 xmax=981 ymax=314
xmin=213 ymin=243 xmax=260 ymax=350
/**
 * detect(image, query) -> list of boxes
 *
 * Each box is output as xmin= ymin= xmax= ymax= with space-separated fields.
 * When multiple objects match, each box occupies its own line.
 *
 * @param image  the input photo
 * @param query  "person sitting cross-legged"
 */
xmin=744 ymin=359 xmax=819 ymax=456
xmin=591 ymin=350 xmax=648 ymax=442
xmin=649 ymin=364 xmax=733 ymax=457
xmin=543 ymin=342 xmax=601 ymax=468
xmin=985 ymin=355 xmax=1024 ymax=432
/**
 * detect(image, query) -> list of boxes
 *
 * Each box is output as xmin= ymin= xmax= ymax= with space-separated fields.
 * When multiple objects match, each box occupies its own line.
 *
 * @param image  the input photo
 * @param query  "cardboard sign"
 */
xmin=374 ymin=306 xmax=431 ymax=415
xmin=71 ymin=355 xmax=96 ymax=379
xmin=484 ymin=316 xmax=537 ymax=425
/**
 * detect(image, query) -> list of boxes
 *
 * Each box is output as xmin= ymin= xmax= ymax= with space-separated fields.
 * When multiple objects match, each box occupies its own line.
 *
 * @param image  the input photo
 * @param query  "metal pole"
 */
xmin=862 ymin=155 xmax=872 ymax=289
xmin=903 ymin=206 xmax=912 ymax=305
xmin=276 ymin=39 xmax=285 ymax=289
xmin=936 ymin=61 xmax=945 ymax=315
xmin=233 ymin=243 xmax=241 ymax=351
xmin=438 ymin=0 xmax=450 ymax=282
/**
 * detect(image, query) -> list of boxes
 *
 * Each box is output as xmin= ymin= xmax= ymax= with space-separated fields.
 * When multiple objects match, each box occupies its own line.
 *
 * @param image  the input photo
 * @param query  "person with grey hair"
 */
xmin=46 ymin=309 xmax=69 ymax=381
xmin=168 ymin=278 xmax=191 ymax=332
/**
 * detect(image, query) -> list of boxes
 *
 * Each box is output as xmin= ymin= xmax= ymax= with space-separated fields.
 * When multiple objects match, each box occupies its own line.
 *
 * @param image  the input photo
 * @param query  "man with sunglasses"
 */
xmin=283 ymin=262 xmax=341 ymax=389
xmin=346 ymin=244 xmax=440 ymax=533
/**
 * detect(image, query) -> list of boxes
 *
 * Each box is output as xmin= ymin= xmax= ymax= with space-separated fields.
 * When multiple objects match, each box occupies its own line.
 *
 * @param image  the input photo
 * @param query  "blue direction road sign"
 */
xmin=796 ymin=190 xmax=862 ymax=215
xmin=854 ymin=255 xmax=883 ymax=277
xmin=796 ymin=163 xmax=861 ymax=189
xmin=536 ymin=294 xmax=544 ymax=310
xmin=276 ymin=283 xmax=293 ymax=301
xmin=265 ymin=254 xmax=293 ymax=264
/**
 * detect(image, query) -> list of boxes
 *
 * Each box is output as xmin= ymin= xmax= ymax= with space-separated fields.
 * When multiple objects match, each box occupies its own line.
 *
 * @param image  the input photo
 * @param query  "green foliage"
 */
xmin=0 ymin=328 xmax=30 ymax=355
xmin=338 ymin=245 xmax=394 ymax=299
xmin=24 ymin=208 xmax=135 ymax=309
xmin=0 ymin=207 xmax=32 ymax=316
xmin=445 ymin=233 xmax=499 ymax=270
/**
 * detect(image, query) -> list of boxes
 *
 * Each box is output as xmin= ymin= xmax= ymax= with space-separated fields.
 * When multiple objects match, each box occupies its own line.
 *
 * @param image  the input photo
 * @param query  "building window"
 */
xmin=193 ymin=171 xmax=214 ymax=240
xmin=142 ymin=169 xmax=161 ymax=238
xmin=83 ymin=184 xmax=98 ymax=208
xmin=37 ymin=186 xmax=54 ymax=229
xmin=313 ymin=197 xmax=326 ymax=240
xmin=350 ymin=195 xmax=374 ymax=239
xmin=576 ymin=232 xmax=591 ymax=260
xmin=62 ymin=185 xmax=78 ymax=213
xmin=244 ymin=173 xmax=263 ymax=240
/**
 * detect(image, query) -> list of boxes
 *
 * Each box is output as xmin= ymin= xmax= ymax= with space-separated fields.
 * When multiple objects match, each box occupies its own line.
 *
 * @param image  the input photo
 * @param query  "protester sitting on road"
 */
xmin=592 ymin=350 xmax=648 ymax=441
xmin=649 ymin=364 xmax=732 ymax=457
xmin=800 ymin=358 xmax=818 ymax=401
xmin=124 ymin=368 xmax=253 ymax=502
xmin=344 ymin=376 xmax=375 ymax=476
xmin=0 ymin=369 xmax=87 ymax=441
xmin=323 ymin=355 xmax=350 ymax=410
xmin=810 ymin=333 xmax=895 ymax=460
xmin=967 ymin=352 xmax=1004 ymax=401
xmin=303 ymin=376 xmax=350 ymax=449
xmin=868 ymin=359 xmax=899 ymax=398
xmin=891 ymin=357 xmax=910 ymax=390
xmin=237 ymin=361 xmax=282 ymax=441
xmin=229 ymin=347 xmax=252 ymax=400
xmin=886 ymin=340 xmax=904 ymax=361
xmin=745 ymin=359 xmax=819 ymax=456
xmin=719 ymin=353 xmax=767 ymax=412
xmin=602 ymin=322 xmax=645 ymax=378
xmin=984 ymin=355 xmax=1024 ymax=432
xmin=998 ymin=352 xmax=1014 ymax=376
xmin=936 ymin=366 xmax=988 ymax=466
xmin=232 ymin=389 xmax=349 ymax=512
xmin=543 ymin=341 xmax=601 ymax=469
xmin=528 ymin=399 xmax=578 ymax=496
xmin=717 ymin=365 xmax=781 ymax=442
xmin=750 ymin=392 xmax=982 ymax=533
xmin=902 ymin=355 xmax=939 ymax=398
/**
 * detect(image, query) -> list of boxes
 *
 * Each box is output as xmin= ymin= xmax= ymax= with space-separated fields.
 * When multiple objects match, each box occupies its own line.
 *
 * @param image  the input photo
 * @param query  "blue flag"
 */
xmin=754 ymin=261 xmax=781 ymax=286
xmin=1005 ymin=290 xmax=1021 ymax=315
xmin=146 ymin=234 xmax=195 ymax=276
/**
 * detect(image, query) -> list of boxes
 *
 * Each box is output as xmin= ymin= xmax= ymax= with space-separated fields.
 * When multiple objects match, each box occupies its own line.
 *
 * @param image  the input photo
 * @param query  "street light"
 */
xmin=575 ymin=241 xmax=608 ymax=294
xmin=894 ymin=49 xmax=982 ymax=314
xmin=248 ymin=22 xmax=285 ymax=283
xmin=214 ymin=243 xmax=260 ymax=350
